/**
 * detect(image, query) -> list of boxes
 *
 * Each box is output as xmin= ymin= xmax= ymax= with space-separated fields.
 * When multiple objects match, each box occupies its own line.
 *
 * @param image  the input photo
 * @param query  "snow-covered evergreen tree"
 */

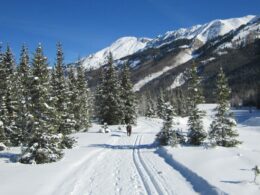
xmin=95 ymin=67 xmax=105 ymax=120
xmin=187 ymin=63 xmax=207 ymax=145
xmin=2 ymin=45 xmax=21 ymax=146
xmin=96 ymin=53 xmax=124 ymax=125
xmin=67 ymin=68 xmax=78 ymax=128
xmin=0 ymin=44 xmax=9 ymax=145
xmin=75 ymin=60 xmax=90 ymax=131
xmin=20 ymin=44 xmax=63 ymax=164
xmin=157 ymin=102 xmax=184 ymax=146
xmin=209 ymin=67 xmax=241 ymax=147
xmin=0 ymin=120 xmax=7 ymax=147
xmin=120 ymin=63 xmax=136 ymax=124
xmin=157 ymin=90 xmax=167 ymax=119
xmin=51 ymin=43 xmax=75 ymax=135
xmin=16 ymin=45 xmax=32 ymax=145
xmin=145 ymin=96 xmax=157 ymax=118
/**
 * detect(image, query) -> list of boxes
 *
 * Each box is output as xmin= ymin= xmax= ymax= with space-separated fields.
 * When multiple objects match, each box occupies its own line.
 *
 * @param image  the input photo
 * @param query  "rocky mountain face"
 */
xmin=81 ymin=15 xmax=260 ymax=106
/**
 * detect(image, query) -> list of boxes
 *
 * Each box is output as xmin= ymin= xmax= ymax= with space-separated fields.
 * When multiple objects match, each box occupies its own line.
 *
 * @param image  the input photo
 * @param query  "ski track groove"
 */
xmin=133 ymin=134 xmax=168 ymax=195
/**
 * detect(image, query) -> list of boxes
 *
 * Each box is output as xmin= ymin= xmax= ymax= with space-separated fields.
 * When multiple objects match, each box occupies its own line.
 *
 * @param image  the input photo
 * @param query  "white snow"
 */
xmin=133 ymin=49 xmax=193 ymax=91
xmin=201 ymin=57 xmax=216 ymax=65
xmin=168 ymin=72 xmax=186 ymax=90
xmin=1 ymin=105 xmax=260 ymax=195
xmin=148 ymin=15 xmax=255 ymax=48
xmin=81 ymin=37 xmax=151 ymax=70
xmin=216 ymin=17 xmax=260 ymax=51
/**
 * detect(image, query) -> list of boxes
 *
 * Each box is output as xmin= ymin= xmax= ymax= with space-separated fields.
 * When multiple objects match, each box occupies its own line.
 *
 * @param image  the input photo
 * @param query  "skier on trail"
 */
xmin=126 ymin=124 xmax=132 ymax=136
xmin=252 ymin=165 xmax=260 ymax=183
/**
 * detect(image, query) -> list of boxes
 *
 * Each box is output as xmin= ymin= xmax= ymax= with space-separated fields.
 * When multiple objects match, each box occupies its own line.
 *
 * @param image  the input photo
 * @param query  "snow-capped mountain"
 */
xmin=80 ymin=15 xmax=255 ymax=71
xmin=81 ymin=37 xmax=151 ymax=70
xmin=147 ymin=15 xmax=255 ymax=48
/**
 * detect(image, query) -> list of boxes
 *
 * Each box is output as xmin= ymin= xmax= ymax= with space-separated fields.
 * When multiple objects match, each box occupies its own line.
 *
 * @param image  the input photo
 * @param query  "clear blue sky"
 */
xmin=0 ymin=0 xmax=259 ymax=64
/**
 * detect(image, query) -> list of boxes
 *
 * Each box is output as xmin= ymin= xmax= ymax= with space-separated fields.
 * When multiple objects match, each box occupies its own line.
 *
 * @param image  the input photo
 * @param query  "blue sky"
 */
xmin=0 ymin=0 xmax=259 ymax=64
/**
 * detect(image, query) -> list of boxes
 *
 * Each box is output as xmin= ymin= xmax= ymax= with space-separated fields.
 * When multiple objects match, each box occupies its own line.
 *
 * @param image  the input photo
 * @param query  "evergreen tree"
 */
xmin=15 ymin=45 xmax=31 ymax=145
xmin=2 ymin=45 xmax=21 ymax=145
xmin=145 ymin=95 xmax=157 ymax=118
xmin=175 ymin=88 xmax=188 ymax=117
xmin=67 ymin=68 xmax=78 ymax=128
xmin=209 ymin=67 xmax=241 ymax=147
xmin=97 ymin=53 xmax=123 ymax=125
xmin=20 ymin=44 xmax=62 ymax=164
xmin=187 ymin=63 xmax=207 ymax=145
xmin=74 ymin=60 xmax=90 ymax=130
xmin=156 ymin=102 xmax=184 ymax=146
xmin=51 ymin=43 xmax=75 ymax=135
xmin=0 ymin=44 xmax=9 ymax=144
xmin=157 ymin=90 xmax=167 ymax=119
xmin=121 ymin=63 xmax=136 ymax=124
xmin=95 ymin=67 xmax=105 ymax=120
xmin=0 ymin=120 xmax=7 ymax=145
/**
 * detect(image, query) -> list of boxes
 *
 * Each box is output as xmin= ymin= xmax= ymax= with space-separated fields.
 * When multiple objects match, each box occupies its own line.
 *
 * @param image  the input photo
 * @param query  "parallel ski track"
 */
xmin=133 ymin=135 xmax=168 ymax=195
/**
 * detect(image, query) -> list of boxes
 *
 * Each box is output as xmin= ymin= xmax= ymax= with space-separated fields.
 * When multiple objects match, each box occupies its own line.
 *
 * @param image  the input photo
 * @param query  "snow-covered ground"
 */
xmin=1 ymin=105 xmax=260 ymax=195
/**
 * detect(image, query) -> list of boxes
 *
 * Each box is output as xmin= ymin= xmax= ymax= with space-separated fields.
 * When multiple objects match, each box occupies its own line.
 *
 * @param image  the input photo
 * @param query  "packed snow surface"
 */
xmin=1 ymin=105 xmax=260 ymax=195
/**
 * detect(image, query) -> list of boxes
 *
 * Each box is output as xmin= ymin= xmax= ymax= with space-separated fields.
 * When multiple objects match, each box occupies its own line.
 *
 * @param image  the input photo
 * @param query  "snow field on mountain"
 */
xmin=82 ymin=37 xmax=151 ymax=70
xmin=0 ymin=105 xmax=260 ymax=195
xmin=133 ymin=49 xmax=193 ymax=92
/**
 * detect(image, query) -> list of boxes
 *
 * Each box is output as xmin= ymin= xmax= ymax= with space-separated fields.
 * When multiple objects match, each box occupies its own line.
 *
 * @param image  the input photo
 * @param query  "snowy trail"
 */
xmin=49 ymin=118 xmax=200 ymax=195
xmin=1 ymin=108 xmax=260 ymax=195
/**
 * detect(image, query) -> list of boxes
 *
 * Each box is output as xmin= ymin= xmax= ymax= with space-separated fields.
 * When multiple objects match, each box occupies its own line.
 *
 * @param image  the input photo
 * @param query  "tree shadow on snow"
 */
xmin=0 ymin=152 xmax=19 ymax=163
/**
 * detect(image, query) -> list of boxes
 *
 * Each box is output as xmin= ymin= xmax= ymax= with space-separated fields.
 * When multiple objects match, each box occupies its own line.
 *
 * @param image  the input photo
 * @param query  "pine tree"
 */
xmin=145 ymin=95 xmax=156 ymax=118
xmin=157 ymin=90 xmax=167 ymax=119
xmin=97 ymin=53 xmax=124 ymax=125
xmin=67 ymin=68 xmax=78 ymax=128
xmin=20 ymin=44 xmax=63 ymax=164
xmin=2 ymin=45 xmax=21 ymax=146
xmin=51 ymin=43 xmax=75 ymax=135
xmin=209 ymin=67 xmax=241 ymax=147
xmin=95 ymin=67 xmax=105 ymax=120
xmin=0 ymin=44 xmax=9 ymax=144
xmin=157 ymin=102 xmax=184 ymax=146
xmin=74 ymin=60 xmax=90 ymax=130
xmin=187 ymin=63 xmax=207 ymax=145
xmin=121 ymin=63 xmax=136 ymax=124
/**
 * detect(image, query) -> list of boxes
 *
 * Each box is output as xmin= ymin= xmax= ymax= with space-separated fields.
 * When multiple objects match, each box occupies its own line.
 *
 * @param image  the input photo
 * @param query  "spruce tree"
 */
xmin=15 ymin=45 xmax=31 ymax=145
xmin=157 ymin=90 xmax=167 ymax=119
xmin=157 ymin=102 xmax=184 ymax=146
xmin=145 ymin=95 xmax=156 ymax=118
xmin=121 ymin=63 xmax=136 ymax=124
xmin=51 ymin=43 xmax=75 ymax=135
xmin=67 ymin=68 xmax=78 ymax=127
xmin=0 ymin=44 xmax=9 ymax=144
xmin=74 ymin=60 xmax=90 ymax=130
xmin=20 ymin=44 xmax=63 ymax=164
xmin=0 ymin=120 xmax=6 ymax=146
xmin=95 ymin=67 xmax=105 ymax=120
xmin=2 ymin=45 xmax=20 ymax=145
xmin=187 ymin=63 xmax=207 ymax=145
xmin=97 ymin=53 xmax=123 ymax=125
xmin=209 ymin=67 xmax=241 ymax=147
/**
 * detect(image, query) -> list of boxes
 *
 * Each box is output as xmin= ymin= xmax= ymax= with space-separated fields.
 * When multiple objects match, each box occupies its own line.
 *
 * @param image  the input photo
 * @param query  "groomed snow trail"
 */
xmin=50 ymin=118 xmax=199 ymax=195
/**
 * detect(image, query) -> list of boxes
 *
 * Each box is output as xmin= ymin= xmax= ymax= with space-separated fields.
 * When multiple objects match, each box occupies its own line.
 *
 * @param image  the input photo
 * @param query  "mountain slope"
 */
xmin=81 ymin=37 xmax=151 ymax=70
